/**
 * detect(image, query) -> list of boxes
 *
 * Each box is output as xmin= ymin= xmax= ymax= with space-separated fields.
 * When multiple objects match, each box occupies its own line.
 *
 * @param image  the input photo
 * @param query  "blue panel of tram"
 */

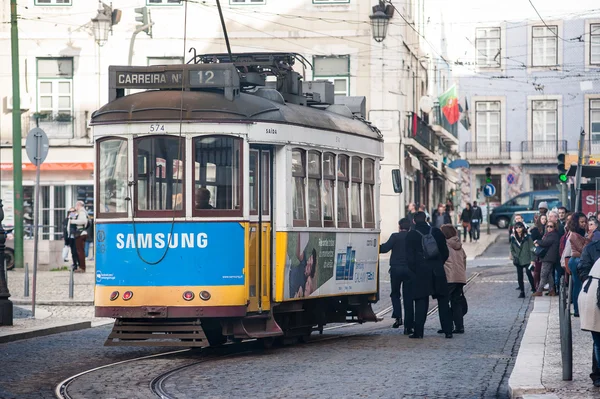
xmin=94 ymin=222 xmax=245 ymax=286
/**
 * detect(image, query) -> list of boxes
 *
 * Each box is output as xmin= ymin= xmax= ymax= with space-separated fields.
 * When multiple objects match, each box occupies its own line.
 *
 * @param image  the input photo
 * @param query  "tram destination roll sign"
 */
xmin=113 ymin=68 xmax=230 ymax=88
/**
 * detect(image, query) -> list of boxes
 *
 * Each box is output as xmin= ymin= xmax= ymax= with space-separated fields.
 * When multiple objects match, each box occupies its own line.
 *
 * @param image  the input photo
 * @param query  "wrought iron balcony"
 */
xmin=464 ymin=141 xmax=511 ymax=160
xmin=520 ymin=140 xmax=567 ymax=161
xmin=431 ymin=104 xmax=459 ymax=139
xmin=407 ymin=112 xmax=435 ymax=153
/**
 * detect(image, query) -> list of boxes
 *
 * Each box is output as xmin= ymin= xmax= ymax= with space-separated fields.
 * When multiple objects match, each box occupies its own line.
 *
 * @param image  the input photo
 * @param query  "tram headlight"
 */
xmin=110 ymin=291 xmax=119 ymax=301
xmin=199 ymin=290 xmax=211 ymax=301
xmin=182 ymin=291 xmax=195 ymax=301
xmin=122 ymin=291 xmax=134 ymax=301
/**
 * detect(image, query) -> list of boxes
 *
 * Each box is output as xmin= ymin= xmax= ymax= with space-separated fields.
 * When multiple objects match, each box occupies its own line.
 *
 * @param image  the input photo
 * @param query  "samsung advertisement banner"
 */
xmin=284 ymin=232 xmax=379 ymax=300
xmin=95 ymin=222 xmax=245 ymax=287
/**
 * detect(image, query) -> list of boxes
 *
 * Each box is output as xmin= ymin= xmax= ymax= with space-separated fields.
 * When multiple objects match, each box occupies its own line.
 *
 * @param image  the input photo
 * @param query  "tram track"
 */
xmin=55 ymin=272 xmax=481 ymax=399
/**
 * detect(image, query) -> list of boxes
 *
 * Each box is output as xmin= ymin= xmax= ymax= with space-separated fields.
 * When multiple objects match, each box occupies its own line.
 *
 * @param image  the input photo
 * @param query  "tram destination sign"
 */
xmin=115 ymin=70 xmax=184 ymax=87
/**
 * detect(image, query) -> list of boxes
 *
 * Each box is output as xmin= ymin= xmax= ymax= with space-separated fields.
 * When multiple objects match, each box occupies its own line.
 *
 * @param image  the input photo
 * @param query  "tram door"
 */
xmin=248 ymin=147 xmax=272 ymax=312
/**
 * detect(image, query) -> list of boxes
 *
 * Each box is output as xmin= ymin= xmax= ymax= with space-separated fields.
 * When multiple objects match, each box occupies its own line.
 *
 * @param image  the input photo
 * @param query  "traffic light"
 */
xmin=485 ymin=167 xmax=492 ymax=183
xmin=134 ymin=7 xmax=152 ymax=37
xmin=557 ymin=153 xmax=567 ymax=182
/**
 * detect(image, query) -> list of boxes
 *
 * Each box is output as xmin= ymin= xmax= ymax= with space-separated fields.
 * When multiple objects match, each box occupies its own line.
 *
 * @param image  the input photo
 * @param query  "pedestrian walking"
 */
xmin=510 ymin=222 xmax=535 ymax=298
xmin=577 ymin=239 xmax=600 ymax=387
xmin=566 ymin=213 xmax=589 ymax=317
xmin=379 ymin=218 xmax=414 ymax=335
xmin=406 ymin=211 xmax=451 ymax=339
xmin=533 ymin=220 xmax=560 ymax=297
xmin=471 ymin=201 xmax=483 ymax=242
xmin=71 ymin=201 xmax=89 ymax=272
xmin=419 ymin=204 xmax=431 ymax=224
xmin=64 ymin=208 xmax=78 ymax=268
xmin=460 ymin=203 xmax=473 ymax=243
xmin=440 ymin=224 xmax=467 ymax=334
xmin=407 ymin=203 xmax=417 ymax=225
xmin=432 ymin=204 xmax=451 ymax=229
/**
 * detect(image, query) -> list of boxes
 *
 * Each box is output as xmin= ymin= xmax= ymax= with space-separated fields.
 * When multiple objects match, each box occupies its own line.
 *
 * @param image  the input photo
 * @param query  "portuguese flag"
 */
xmin=439 ymin=85 xmax=459 ymax=125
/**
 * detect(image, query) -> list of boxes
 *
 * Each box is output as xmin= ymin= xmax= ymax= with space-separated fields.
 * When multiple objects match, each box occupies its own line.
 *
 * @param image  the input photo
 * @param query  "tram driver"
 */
xmin=195 ymin=187 xmax=214 ymax=210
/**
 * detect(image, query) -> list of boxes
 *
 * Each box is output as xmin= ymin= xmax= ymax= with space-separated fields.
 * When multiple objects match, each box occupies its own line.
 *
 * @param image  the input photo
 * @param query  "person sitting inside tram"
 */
xmin=195 ymin=187 xmax=214 ymax=209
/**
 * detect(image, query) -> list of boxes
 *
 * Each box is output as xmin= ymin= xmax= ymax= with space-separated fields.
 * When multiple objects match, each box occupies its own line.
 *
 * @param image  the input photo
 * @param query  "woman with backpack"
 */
xmin=510 ymin=222 xmax=535 ymax=298
xmin=533 ymin=219 xmax=560 ymax=297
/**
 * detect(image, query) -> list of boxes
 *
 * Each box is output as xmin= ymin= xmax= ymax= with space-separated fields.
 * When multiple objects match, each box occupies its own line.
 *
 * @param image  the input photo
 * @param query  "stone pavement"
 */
xmin=463 ymin=227 xmax=502 ymax=261
xmin=509 ymin=296 xmax=599 ymax=399
xmin=1 ymin=261 xmax=112 ymax=343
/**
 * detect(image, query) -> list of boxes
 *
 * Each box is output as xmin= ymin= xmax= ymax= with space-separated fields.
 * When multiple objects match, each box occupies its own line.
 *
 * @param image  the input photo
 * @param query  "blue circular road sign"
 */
xmin=483 ymin=183 xmax=496 ymax=197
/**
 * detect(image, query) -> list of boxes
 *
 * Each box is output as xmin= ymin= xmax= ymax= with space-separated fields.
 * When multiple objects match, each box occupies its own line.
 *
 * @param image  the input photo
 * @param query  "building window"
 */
xmin=323 ymin=152 xmax=336 ymax=227
xmin=350 ymin=157 xmax=362 ymax=228
xmin=337 ymin=155 xmax=349 ymax=228
xmin=36 ymin=58 xmax=73 ymax=120
xmin=147 ymin=57 xmax=184 ymax=65
xmin=592 ymin=24 xmax=600 ymax=65
xmin=532 ymin=26 xmax=558 ymax=66
xmin=475 ymin=28 xmax=501 ymax=67
xmin=147 ymin=0 xmax=182 ymax=5
xmin=532 ymin=100 xmax=557 ymax=142
xmin=292 ymin=149 xmax=306 ymax=227
xmin=591 ymin=100 xmax=600 ymax=141
xmin=313 ymin=55 xmax=350 ymax=96
xmin=313 ymin=0 xmax=350 ymax=3
xmin=135 ymin=136 xmax=185 ymax=216
xmin=98 ymin=138 xmax=128 ymax=217
xmin=532 ymin=174 xmax=557 ymax=191
xmin=35 ymin=0 xmax=71 ymax=5
xmin=364 ymin=159 xmax=375 ymax=228
xmin=193 ymin=136 xmax=242 ymax=215
xmin=475 ymin=101 xmax=501 ymax=142
xmin=230 ymin=0 xmax=265 ymax=4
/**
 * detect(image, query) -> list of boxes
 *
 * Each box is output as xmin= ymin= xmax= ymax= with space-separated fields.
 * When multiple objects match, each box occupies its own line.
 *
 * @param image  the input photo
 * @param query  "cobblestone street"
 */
xmin=0 ymin=236 xmax=531 ymax=399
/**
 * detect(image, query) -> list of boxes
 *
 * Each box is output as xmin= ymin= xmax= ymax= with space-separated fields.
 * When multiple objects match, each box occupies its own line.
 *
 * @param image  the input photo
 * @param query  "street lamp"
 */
xmin=91 ymin=6 xmax=111 ymax=46
xmin=369 ymin=1 xmax=394 ymax=43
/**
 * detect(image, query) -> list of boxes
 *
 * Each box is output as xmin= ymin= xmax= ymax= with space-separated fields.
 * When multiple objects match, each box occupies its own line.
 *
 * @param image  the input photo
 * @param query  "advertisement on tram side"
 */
xmin=284 ymin=232 xmax=379 ymax=300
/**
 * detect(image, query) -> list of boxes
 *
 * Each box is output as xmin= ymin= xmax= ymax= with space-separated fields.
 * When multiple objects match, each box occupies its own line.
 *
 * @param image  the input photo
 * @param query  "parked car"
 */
xmin=490 ymin=190 xmax=563 ymax=229
xmin=508 ymin=210 xmax=537 ymax=237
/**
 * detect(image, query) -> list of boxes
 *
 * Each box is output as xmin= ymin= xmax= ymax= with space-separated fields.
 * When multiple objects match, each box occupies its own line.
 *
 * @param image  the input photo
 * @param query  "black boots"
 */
xmin=392 ymin=318 xmax=403 ymax=328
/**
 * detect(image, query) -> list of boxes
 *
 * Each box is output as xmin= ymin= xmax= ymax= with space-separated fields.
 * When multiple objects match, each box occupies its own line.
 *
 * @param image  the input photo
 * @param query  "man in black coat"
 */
xmin=578 ymin=240 xmax=600 ymax=387
xmin=406 ymin=212 xmax=452 ymax=338
xmin=471 ymin=201 xmax=483 ymax=242
xmin=380 ymin=218 xmax=414 ymax=334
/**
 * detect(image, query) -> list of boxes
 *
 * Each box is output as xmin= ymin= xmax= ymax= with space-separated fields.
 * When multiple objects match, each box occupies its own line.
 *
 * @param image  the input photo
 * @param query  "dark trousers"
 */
xmin=448 ymin=283 xmax=465 ymax=331
xmin=462 ymin=224 xmax=472 ymax=241
xmin=533 ymin=260 xmax=542 ymax=290
xmin=553 ymin=262 xmax=563 ymax=293
xmin=472 ymin=222 xmax=481 ymax=240
xmin=413 ymin=298 xmax=429 ymax=337
xmin=591 ymin=331 xmax=600 ymax=382
xmin=67 ymin=237 xmax=79 ymax=267
xmin=516 ymin=264 xmax=535 ymax=292
xmin=389 ymin=267 xmax=414 ymax=329
xmin=437 ymin=294 xmax=453 ymax=334
xmin=75 ymin=235 xmax=86 ymax=271
xmin=568 ymin=257 xmax=583 ymax=315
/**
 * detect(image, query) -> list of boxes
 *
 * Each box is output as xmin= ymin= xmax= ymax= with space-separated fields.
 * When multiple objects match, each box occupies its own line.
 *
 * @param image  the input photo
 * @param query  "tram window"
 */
xmin=337 ymin=155 xmax=349 ymax=228
xmin=351 ymin=157 xmax=362 ymax=228
xmin=322 ymin=152 xmax=336 ymax=227
xmin=135 ymin=136 xmax=185 ymax=215
xmin=364 ymin=159 xmax=375 ymax=228
xmin=98 ymin=138 xmax=128 ymax=217
xmin=292 ymin=149 xmax=306 ymax=227
xmin=249 ymin=150 xmax=258 ymax=214
xmin=261 ymin=151 xmax=270 ymax=215
xmin=308 ymin=151 xmax=322 ymax=227
xmin=193 ymin=136 xmax=242 ymax=215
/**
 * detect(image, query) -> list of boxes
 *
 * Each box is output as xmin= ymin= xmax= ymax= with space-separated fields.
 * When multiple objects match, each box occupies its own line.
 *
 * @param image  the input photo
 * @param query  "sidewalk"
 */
xmin=463 ymin=227 xmax=502 ymax=261
xmin=0 ymin=261 xmax=112 ymax=344
xmin=509 ymin=296 xmax=598 ymax=399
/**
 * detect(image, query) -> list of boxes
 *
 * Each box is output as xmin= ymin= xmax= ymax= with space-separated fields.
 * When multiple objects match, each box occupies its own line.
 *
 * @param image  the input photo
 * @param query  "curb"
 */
xmin=0 ymin=321 xmax=92 ymax=344
xmin=508 ymin=296 xmax=552 ymax=398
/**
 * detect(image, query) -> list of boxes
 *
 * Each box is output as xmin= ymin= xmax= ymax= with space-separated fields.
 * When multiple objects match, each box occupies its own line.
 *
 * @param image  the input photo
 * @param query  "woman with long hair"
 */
xmin=440 ymin=224 xmax=467 ymax=334
xmin=510 ymin=222 xmax=535 ymax=298
xmin=533 ymin=218 xmax=560 ymax=297
xmin=460 ymin=203 xmax=473 ymax=243
xmin=567 ymin=212 xmax=589 ymax=317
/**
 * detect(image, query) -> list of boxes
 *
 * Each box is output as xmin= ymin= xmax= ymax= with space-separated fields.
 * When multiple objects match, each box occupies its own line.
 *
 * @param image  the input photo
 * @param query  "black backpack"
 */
xmin=415 ymin=227 xmax=440 ymax=260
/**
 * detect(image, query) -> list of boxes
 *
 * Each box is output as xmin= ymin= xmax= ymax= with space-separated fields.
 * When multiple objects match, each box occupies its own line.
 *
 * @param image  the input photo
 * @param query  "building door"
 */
xmin=248 ymin=147 xmax=272 ymax=312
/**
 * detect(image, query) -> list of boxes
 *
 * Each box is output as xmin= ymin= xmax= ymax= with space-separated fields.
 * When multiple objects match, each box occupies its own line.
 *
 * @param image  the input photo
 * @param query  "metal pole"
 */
xmin=575 ymin=129 xmax=586 ymax=212
xmin=128 ymin=24 xmax=154 ymax=66
xmin=24 ymin=262 xmax=29 ymax=297
xmin=31 ymin=132 xmax=42 ymax=318
xmin=10 ymin=0 xmax=24 ymax=270
xmin=486 ymin=196 xmax=490 ymax=235
xmin=0 ymin=200 xmax=13 ymax=326
xmin=215 ymin=0 xmax=233 ymax=62
xmin=68 ymin=267 xmax=74 ymax=299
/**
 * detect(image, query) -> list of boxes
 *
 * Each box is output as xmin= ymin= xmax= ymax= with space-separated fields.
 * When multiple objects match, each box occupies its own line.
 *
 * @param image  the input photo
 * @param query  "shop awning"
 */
xmin=0 ymin=162 xmax=93 ymax=171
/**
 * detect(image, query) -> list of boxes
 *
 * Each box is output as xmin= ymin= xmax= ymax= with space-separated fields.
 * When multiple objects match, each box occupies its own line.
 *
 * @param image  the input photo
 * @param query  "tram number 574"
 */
xmin=149 ymin=124 xmax=166 ymax=133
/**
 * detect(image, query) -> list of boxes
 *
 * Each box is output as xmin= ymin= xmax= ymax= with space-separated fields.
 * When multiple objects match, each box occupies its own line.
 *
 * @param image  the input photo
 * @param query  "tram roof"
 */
xmin=90 ymin=90 xmax=383 ymax=141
